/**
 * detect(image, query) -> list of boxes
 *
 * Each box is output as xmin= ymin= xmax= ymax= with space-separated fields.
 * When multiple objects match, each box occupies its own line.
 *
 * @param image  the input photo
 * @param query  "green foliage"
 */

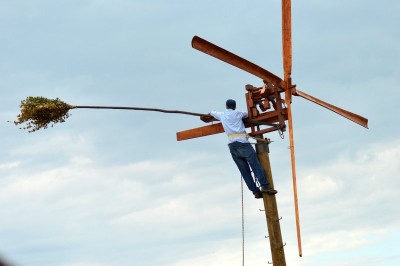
xmin=13 ymin=96 xmax=73 ymax=133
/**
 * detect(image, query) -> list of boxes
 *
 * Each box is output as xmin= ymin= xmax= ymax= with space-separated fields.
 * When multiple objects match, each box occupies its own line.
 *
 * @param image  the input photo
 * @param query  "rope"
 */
xmin=239 ymin=172 xmax=260 ymax=266
xmin=240 ymin=175 xmax=245 ymax=266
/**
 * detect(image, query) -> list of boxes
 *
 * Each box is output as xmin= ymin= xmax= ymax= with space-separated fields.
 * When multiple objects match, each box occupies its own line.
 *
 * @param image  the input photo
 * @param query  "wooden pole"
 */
xmin=73 ymin=105 xmax=212 ymax=118
xmin=256 ymin=140 xmax=286 ymax=266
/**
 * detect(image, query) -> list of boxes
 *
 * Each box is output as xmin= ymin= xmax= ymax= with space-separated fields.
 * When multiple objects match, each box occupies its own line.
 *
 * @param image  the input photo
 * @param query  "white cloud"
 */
xmin=301 ymin=173 xmax=342 ymax=200
xmin=0 ymin=161 xmax=20 ymax=170
xmin=10 ymin=132 xmax=95 ymax=157
xmin=0 ymin=0 xmax=398 ymax=265
xmin=1 ymin=137 xmax=398 ymax=265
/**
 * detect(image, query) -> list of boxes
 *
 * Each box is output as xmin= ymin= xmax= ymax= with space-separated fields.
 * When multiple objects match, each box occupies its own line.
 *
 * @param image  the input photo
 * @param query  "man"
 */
xmin=207 ymin=99 xmax=277 ymax=199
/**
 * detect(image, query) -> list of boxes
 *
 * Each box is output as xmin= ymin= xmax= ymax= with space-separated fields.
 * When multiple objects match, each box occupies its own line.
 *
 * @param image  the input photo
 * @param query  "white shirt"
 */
xmin=210 ymin=109 xmax=249 ymax=143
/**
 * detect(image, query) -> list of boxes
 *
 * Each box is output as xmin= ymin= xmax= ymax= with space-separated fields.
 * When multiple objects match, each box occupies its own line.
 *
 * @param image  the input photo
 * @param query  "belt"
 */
xmin=228 ymin=133 xmax=249 ymax=139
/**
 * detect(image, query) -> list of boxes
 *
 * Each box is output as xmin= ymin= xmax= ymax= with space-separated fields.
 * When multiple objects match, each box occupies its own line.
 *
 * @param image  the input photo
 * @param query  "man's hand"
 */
xmin=200 ymin=115 xmax=215 ymax=123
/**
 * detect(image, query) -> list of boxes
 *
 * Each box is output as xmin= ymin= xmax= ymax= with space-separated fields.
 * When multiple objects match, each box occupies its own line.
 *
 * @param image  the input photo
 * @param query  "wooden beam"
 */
xmin=176 ymin=109 xmax=288 ymax=141
xmin=250 ymin=126 xmax=282 ymax=136
xmin=192 ymin=36 xmax=283 ymax=85
xmin=256 ymin=141 xmax=287 ymax=266
xmin=282 ymin=0 xmax=292 ymax=80
xmin=177 ymin=123 xmax=224 ymax=141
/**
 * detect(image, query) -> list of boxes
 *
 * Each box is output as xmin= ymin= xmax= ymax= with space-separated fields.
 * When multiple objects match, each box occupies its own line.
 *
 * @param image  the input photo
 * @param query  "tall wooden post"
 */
xmin=256 ymin=139 xmax=286 ymax=266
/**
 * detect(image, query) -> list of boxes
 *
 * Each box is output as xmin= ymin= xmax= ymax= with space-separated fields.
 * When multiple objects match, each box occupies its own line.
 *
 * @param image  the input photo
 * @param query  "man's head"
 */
xmin=226 ymin=99 xmax=236 ymax=110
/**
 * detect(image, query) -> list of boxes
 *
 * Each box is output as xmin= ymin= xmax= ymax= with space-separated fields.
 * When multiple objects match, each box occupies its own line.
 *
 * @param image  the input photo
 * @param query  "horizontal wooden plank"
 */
xmin=177 ymin=109 xmax=289 ymax=141
xmin=177 ymin=123 xmax=224 ymax=141
xmin=250 ymin=126 xmax=282 ymax=136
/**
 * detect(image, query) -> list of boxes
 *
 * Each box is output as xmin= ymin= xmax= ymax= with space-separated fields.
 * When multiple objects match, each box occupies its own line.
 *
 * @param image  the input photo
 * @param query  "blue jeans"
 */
xmin=228 ymin=141 xmax=270 ymax=192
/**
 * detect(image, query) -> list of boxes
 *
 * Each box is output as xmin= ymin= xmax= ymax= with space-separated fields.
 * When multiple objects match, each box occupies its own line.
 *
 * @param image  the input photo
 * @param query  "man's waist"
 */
xmin=228 ymin=133 xmax=249 ymax=139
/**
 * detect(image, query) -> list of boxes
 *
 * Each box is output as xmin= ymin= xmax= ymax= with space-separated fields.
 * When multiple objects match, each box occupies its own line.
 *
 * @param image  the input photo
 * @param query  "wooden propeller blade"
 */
xmin=282 ymin=0 xmax=292 ymax=80
xmin=282 ymin=0 xmax=300 ymax=255
xmin=192 ymin=36 xmax=283 ymax=85
xmin=286 ymin=101 xmax=303 ymax=257
xmin=294 ymin=89 xmax=369 ymax=128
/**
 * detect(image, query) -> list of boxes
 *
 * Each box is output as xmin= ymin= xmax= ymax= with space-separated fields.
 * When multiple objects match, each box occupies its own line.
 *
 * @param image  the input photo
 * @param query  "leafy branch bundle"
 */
xmin=13 ymin=96 xmax=74 ymax=133
xmin=12 ymin=96 xmax=212 ymax=133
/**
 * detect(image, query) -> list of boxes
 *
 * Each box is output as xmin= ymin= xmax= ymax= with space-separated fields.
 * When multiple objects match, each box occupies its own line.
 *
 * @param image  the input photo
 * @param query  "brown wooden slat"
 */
xmin=250 ymin=109 xmax=288 ymax=123
xmin=294 ymin=89 xmax=369 ymax=128
xmin=282 ymin=0 xmax=292 ymax=80
xmin=192 ymin=36 xmax=283 ymax=85
xmin=177 ymin=123 xmax=224 ymax=141
xmin=286 ymin=97 xmax=303 ymax=258
xmin=249 ymin=126 xmax=280 ymax=135
xmin=177 ymin=110 xmax=288 ymax=141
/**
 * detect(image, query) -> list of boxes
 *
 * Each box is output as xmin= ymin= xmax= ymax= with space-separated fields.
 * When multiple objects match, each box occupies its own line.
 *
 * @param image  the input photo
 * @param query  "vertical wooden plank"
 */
xmin=282 ymin=0 xmax=292 ymax=80
xmin=286 ymin=99 xmax=303 ymax=257
xmin=282 ymin=0 xmax=302 ymax=257
xmin=256 ymin=141 xmax=287 ymax=266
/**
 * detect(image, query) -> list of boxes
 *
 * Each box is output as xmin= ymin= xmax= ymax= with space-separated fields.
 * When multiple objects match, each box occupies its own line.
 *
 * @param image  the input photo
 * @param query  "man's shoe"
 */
xmin=253 ymin=191 xmax=263 ymax=199
xmin=260 ymin=186 xmax=278 ymax=195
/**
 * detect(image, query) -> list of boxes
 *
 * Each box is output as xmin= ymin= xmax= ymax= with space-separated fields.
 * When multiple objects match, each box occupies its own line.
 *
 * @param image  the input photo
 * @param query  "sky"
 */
xmin=0 ymin=0 xmax=399 ymax=265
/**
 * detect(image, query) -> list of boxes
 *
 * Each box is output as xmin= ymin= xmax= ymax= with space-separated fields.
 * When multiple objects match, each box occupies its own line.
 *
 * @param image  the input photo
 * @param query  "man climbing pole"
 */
xmin=203 ymin=99 xmax=278 ymax=199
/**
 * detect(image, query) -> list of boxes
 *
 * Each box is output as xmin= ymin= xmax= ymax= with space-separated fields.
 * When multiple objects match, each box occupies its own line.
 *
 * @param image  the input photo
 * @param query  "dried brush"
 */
xmin=12 ymin=96 xmax=214 ymax=133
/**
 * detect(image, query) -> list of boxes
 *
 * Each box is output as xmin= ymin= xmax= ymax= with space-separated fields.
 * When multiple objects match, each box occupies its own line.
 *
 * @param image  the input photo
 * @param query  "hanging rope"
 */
xmin=240 ymin=175 xmax=245 ymax=266
xmin=240 ymin=172 xmax=261 ymax=266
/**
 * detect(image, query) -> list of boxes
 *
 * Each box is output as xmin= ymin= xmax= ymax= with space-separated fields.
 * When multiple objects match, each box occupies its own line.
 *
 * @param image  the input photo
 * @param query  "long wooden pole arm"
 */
xmin=73 ymin=105 xmax=281 ymax=128
xmin=72 ymin=105 xmax=212 ymax=118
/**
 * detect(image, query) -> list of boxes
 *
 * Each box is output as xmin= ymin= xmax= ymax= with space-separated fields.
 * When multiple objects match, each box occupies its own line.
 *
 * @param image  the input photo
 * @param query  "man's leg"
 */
xmin=239 ymin=143 xmax=270 ymax=187
xmin=239 ymin=143 xmax=277 ymax=195
xmin=231 ymin=155 xmax=260 ymax=192
xmin=229 ymin=143 xmax=259 ymax=192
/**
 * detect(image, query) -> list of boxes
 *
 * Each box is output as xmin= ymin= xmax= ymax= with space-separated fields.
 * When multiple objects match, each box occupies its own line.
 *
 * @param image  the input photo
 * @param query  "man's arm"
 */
xmin=200 ymin=113 xmax=216 ymax=123
xmin=200 ymin=111 xmax=221 ymax=123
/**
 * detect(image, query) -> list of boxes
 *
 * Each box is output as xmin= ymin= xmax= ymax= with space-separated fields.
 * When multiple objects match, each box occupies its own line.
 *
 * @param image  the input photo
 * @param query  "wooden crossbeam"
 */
xmin=177 ymin=123 xmax=224 ymax=141
xmin=176 ymin=109 xmax=288 ymax=141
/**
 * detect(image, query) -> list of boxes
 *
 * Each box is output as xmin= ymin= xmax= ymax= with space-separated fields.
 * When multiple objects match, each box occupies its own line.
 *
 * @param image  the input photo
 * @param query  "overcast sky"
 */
xmin=1 ymin=0 xmax=399 ymax=265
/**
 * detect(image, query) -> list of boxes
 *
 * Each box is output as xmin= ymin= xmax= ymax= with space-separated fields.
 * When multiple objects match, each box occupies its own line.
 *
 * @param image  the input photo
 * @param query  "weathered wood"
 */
xmin=177 ymin=123 xmax=224 ymax=141
xmin=250 ymin=109 xmax=288 ymax=123
xmin=249 ymin=126 xmax=281 ymax=136
xmin=177 ymin=110 xmax=287 ymax=141
xmin=192 ymin=36 xmax=283 ymax=85
xmin=256 ymin=141 xmax=286 ymax=266
xmin=246 ymin=92 xmax=257 ymax=134
xmin=282 ymin=0 xmax=292 ymax=80
xmin=74 ymin=105 xmax=211 ymax=118
xmin=285 ymin=87 xmax=303 ymax=257
xmin=273 ymin=85 xmax=287 ymax=130
xmin=294 ymin=89 xmax=369 ymax=128
xmin=280 ymin=67 xmax=302 ymax=258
